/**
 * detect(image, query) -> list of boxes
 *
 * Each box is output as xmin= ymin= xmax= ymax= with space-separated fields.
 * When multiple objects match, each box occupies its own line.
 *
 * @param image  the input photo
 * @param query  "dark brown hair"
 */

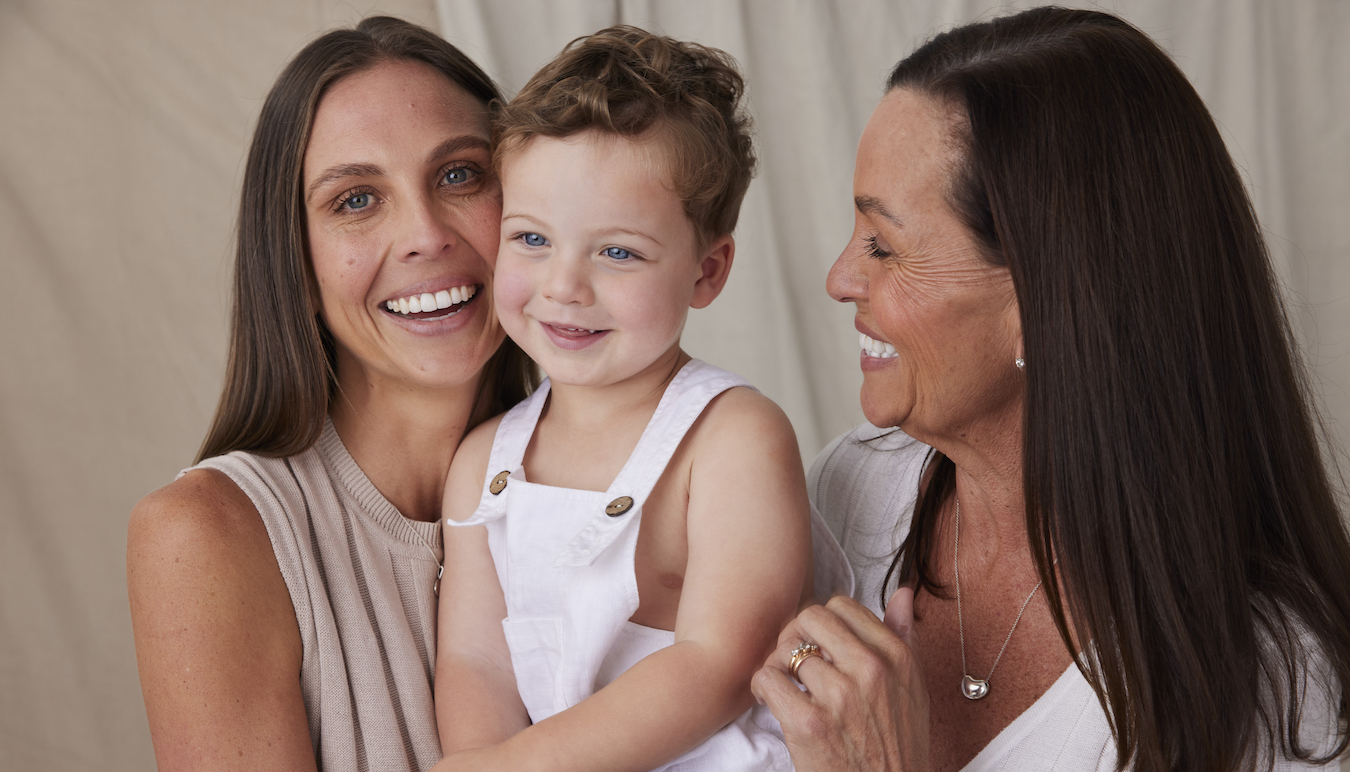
xmin=881 ymin=7 xmax=1349 ymax=770
xmin=493 ymin=25 xmax=756 ymax=250
xmin=197 ymin=16 xmax=535 ymax=463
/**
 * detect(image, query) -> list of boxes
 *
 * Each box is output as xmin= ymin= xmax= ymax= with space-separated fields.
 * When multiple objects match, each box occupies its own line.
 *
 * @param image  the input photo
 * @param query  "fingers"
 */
xmin=765 ymin=632 xmax=839 ymax=696
xmin=751 ymin=661 xmax=803 ymax=709
xmin=758 ymin=598 xmax=933 ymax=772
xmin=785 ymin=596 xmax=896 ymax=660
xmin=771 ymin=596 xmax=921 ymax=699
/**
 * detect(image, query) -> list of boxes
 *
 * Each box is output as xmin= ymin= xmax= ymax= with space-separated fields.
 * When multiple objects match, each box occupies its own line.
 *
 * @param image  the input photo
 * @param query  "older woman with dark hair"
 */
xmin=755 ymin=8 xmax=1350 ymax=772
xmin=127 ymin=17 xmax=533 ymax=772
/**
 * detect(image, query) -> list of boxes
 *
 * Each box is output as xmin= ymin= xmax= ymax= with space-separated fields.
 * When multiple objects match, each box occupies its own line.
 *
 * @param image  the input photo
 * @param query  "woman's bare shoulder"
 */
xmin=129 ymin=468 xmax=272 ymax=565
xmin=128 ymin=467 xmax=293 ymax=633
xmin=128 ymin=470 xmax=314 ymax=771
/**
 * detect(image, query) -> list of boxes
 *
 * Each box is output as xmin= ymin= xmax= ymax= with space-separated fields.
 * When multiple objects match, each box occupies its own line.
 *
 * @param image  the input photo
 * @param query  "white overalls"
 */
xmin=450 ymin=359 xmax=792 ymax=770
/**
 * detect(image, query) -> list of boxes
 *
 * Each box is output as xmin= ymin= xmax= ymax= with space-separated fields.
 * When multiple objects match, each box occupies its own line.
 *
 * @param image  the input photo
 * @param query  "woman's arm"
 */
xmin=752 ymin=589 xmax=930 ymax=772
xmin=434 ymin=418 xmax=532 ymax=756
xmin=442 ymin=389 xmax=812 ymax=772
xmin=127 ymin=469 xmax=318 ymax=772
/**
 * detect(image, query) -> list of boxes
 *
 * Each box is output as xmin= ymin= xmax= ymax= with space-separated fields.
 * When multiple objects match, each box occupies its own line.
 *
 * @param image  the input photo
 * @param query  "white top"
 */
xmin=808 ymin=422 xmax=1343 ymax=771
xmin=451 ymin=359 xmax=791 ymax=770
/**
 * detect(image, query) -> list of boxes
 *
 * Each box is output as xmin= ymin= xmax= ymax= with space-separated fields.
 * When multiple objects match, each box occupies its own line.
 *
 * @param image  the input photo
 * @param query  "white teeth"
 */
xmin=387 ymin=285 xmax=477 ymax=315
xmin=859 ymin=332 xmax=899 ymax=359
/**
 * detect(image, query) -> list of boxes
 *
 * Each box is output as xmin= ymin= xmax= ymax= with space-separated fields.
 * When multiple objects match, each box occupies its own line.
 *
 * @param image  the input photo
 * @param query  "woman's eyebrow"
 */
xmin=427 ymin=135 xmax=490 ymax=162
xmin=306 ymin=163 xmax=382 ymax=203
xmin=304 ymin=137 xmax=489 ymax=204
xmin=855 ymin=195 xmax=904 ymax=228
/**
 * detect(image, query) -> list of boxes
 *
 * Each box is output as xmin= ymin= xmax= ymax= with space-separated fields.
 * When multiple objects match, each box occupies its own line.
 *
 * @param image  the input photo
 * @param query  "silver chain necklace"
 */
xmin=954 ymin=498 xmax=1045 ymax=700
xmin=405 ymin=522 xmax=443 ymax=597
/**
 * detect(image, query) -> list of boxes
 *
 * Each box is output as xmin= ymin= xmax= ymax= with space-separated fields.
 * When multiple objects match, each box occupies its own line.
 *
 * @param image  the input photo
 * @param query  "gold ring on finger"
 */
xmin=788 ymin=641 xmax=824 ymax=682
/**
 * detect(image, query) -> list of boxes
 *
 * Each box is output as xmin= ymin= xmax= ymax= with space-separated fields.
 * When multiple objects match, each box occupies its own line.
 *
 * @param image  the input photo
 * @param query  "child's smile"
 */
xmin=496 ymin=130 xmax=730 ymax=390
xmin=538 ymin=323 xmax=609 ymax=350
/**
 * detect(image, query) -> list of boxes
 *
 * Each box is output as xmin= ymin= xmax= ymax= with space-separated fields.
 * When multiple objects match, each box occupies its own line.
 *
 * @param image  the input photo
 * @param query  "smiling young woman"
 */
xmin=127 ymin=17 xmax=534 ymax=772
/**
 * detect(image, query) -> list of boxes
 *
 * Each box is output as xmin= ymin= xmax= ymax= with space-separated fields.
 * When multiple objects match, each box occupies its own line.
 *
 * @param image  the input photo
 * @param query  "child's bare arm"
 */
xmin=442 ymin=388 xmax=812 ymax=772
xmin=433 ymin=418 xmax=531 ymax=757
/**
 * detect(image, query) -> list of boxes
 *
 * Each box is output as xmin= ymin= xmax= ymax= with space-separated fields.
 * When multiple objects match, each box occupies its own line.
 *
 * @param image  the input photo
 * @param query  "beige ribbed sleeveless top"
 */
xmin=189 ymin=418 xmax=443 ymax=772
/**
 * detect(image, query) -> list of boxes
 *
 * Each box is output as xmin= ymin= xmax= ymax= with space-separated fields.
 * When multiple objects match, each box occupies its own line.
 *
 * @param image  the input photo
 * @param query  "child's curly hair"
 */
xmin=494 ymin=26 xmax=756 ymax=250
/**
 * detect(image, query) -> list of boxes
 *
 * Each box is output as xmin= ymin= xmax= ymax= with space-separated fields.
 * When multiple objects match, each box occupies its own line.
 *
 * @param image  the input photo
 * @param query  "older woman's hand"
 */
xmin=751 ymin=588 xmax=929 ymax=772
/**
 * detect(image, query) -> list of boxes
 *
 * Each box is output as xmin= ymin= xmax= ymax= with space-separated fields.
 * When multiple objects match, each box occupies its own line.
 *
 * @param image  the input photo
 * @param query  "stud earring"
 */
xmin=1015 ymin=357 xmax=1025 ymax=369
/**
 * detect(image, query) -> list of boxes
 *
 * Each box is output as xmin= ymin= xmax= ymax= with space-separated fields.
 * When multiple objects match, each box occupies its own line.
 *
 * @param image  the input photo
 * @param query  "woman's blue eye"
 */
xmin=522 ymin=233 xmax=548 ymax=247
xmin=343 ymin=193 xmax=372 ymax=210
xmin=604 ymin=246 xmax=633 ymax=261
xmin=443 ymin=166 xmax=476 ymax=185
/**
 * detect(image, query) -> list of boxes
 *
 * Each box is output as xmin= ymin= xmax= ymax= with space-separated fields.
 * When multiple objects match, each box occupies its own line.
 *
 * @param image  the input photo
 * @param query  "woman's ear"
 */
xmin=691 ymin=235 xmax=735 ymax=310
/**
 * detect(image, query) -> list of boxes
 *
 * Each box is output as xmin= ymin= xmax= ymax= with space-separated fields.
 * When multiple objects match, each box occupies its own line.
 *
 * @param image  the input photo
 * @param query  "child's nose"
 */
xmin=543 ymin=253 xmax=595 ymax=306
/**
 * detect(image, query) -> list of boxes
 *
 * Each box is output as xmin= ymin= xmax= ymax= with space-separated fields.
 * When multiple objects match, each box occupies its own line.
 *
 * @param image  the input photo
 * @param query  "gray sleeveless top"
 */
xmin=188 ymin=418 xmax=443 ymax=772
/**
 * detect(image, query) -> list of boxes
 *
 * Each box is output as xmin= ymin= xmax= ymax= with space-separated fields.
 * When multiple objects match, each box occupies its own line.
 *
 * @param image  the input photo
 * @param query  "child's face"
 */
xmin=495 ymin=131 xmax=721 ymax=388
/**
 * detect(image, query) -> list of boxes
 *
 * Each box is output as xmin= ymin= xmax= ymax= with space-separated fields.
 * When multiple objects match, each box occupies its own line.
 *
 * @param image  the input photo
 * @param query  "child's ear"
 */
xmin=690 ymin=235 xmax=734 ymax=309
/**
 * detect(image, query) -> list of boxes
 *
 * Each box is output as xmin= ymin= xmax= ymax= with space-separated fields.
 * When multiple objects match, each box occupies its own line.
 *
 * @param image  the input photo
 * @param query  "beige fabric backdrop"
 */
xmin=1 ymin=1 xmax=1345 ymax=770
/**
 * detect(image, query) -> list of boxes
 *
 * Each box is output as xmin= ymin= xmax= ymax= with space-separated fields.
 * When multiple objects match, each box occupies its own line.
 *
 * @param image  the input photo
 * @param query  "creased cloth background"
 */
xmin=1 ymin=1 xmax=1346 ymax=770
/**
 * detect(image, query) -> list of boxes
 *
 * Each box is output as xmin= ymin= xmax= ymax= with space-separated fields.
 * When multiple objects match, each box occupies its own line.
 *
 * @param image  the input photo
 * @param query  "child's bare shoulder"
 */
xmin=689 ymin=385 xmax=799 ymax=460
xmin=458 ymin=414 xmax=505 ymax=462
xmin=444 ymin=414 xmax=507 ymax=521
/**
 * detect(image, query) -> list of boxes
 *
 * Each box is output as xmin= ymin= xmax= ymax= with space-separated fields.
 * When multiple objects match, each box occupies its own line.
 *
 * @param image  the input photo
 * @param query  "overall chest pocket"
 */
xmin=501 ymin=616 xmax=563 ymax=723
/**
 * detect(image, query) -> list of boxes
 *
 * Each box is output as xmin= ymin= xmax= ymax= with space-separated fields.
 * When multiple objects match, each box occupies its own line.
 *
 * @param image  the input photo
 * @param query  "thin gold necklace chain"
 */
xmin=954 ymin=498 xmax=1048 ymax=690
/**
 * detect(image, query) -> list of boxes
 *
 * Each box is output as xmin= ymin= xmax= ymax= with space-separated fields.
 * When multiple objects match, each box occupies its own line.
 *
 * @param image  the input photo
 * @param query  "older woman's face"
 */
xmin=828 ymin=88 xmax=1022 ymax=443
xmin=303 ymin=59 xmax=504 ymax=394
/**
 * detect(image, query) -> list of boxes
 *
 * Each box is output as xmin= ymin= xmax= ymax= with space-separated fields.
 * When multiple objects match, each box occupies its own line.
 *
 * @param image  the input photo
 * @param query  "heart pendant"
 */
xmin=961 ymin=674 xmax=990 ymax=700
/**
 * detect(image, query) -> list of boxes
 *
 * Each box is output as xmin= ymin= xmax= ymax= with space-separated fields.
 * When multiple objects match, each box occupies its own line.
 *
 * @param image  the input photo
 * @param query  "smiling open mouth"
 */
xmin=860 ymin=332 xmax=898 ymax=358
xmin=548 ymin=325 xmax=602 ymax=337
xmin=384 ymin=285 xmax=477 ymax=319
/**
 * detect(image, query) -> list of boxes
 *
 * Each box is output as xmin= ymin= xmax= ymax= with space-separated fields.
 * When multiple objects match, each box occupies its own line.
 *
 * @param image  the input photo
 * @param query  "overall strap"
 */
xmin=452 ymin=379 xmax=553 ymax=527
xmin=554 ymin=360 xmax=753 ymax=566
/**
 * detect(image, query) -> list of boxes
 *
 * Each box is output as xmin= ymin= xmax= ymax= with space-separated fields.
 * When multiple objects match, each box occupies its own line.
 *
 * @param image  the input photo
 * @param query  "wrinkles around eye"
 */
xmin=439 ymin=163 xmax=486 ymax=191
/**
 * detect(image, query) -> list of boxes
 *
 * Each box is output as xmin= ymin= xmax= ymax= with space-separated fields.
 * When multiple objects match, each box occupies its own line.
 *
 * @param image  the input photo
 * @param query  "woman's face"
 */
xmin=303 ymin=59 xmax=504 ymax=396
xmin=827 ymin=88 xmax=1022 ymax=444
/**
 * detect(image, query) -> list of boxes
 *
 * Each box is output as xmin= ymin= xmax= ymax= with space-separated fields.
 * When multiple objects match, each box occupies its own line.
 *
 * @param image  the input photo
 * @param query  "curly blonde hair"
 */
xmin=495 ymin=25 xmax=756 ymax=250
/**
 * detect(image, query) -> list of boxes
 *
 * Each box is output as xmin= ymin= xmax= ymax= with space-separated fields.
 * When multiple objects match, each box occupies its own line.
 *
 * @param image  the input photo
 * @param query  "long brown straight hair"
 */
xmin=881 ymin=8 xmax=1349 ymax=770
xmin=197 ymin=17 xmax=535 ymax=463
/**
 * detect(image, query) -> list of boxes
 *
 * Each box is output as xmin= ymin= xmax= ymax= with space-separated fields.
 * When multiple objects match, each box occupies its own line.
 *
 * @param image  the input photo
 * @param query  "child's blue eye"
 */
xmin=604 ymin=246 xmax=633 ymax=261
xmin=521 ymin=233 xmax=548 ymax=247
